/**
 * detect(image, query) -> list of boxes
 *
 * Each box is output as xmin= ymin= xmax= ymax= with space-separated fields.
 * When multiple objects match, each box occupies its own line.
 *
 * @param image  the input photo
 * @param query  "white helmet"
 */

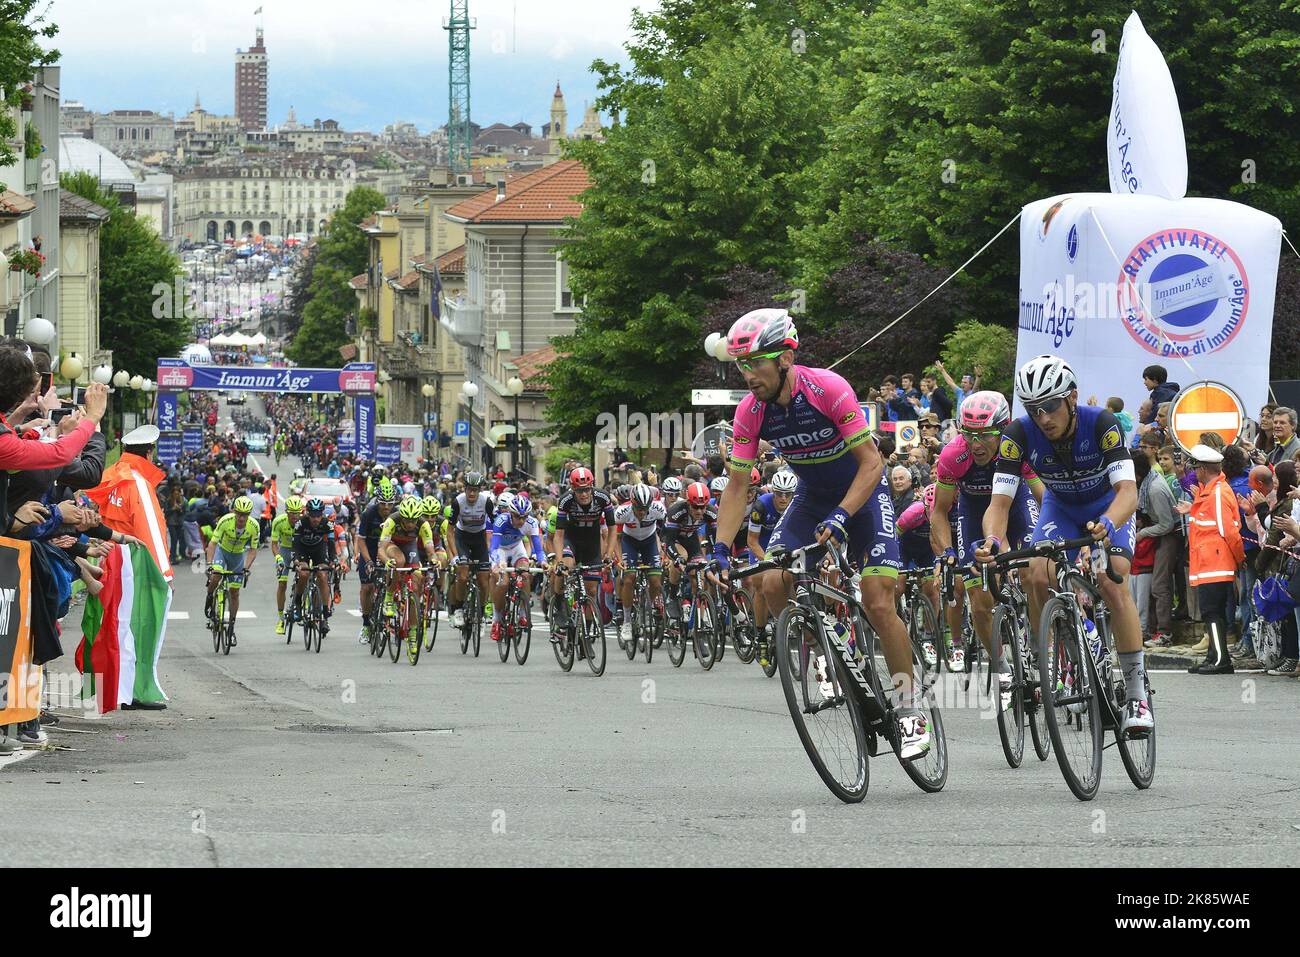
xmin=497 ymin=491 xmax=515 ymax=512
xmin=770 ymin=469 xmax=798 ymax=493
xmin=294 ymin=468 xmax=304 ymax=479
xmin=710 ymin=476 xmax=729 ymax=494
xmin=661 ymin=476 xmax=682 ymax=494
xmin=631 ymin=483 xmax=655 ymax=508
xmin=1015 ymin=355 xmax=1077 ymax=404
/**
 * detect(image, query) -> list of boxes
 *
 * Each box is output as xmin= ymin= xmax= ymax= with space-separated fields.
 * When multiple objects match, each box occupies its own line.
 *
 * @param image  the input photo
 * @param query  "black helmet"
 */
xmin=306 ymin=497 xmax=325 ymax=515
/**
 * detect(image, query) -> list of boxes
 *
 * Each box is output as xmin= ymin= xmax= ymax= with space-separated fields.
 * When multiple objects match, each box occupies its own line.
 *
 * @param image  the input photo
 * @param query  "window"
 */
xmin=555 ymin=252 xmax=582 ymax=312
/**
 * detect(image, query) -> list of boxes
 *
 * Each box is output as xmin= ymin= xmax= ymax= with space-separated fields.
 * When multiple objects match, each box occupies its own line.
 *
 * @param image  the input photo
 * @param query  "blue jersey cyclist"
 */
xmin=711 ymin=307 xmax=930 ymax=760
xmin=488 ymin=496 xmax=546 ymax=644
xmin=978 ymin=354 xmax=1153 ymax=738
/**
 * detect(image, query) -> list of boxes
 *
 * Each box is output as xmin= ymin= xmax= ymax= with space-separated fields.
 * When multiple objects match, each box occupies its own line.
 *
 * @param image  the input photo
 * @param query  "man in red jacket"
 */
xmin=1178 ymin=444 xmax=1245 ymax=675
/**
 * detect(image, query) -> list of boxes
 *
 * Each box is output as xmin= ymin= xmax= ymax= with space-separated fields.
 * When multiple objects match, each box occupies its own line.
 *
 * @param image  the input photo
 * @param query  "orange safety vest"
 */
xmin=1187 ymin=472 xmax=1245 ymax=587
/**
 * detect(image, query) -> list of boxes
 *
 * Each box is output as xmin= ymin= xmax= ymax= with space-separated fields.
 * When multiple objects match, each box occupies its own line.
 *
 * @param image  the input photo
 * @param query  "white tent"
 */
xmin=249 ymin=332 xmax=268 ymax=347
xmin=209 ymin=333 xmax=234 ymax=346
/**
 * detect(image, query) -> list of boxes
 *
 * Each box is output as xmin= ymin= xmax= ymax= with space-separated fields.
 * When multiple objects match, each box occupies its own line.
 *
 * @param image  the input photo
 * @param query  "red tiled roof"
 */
xmin=393 ymin=270 xmax=420 ymax=290
xmin=0 ymin=190 xmax=36 ymax=217
xmin=444 ymin=159 xmax=589 ymax=224
xmin=511 ymin=344 xmax=562 ymax=390
xmin=349 ymin=273 xmax=368 ymax=290
xmin=435 ymin=244 xmax=465 ymax=275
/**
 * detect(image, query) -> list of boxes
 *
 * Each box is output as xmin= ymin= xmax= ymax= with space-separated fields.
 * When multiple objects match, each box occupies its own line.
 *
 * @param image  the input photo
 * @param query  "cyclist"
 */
xmin=488 ymin=495 xmax=547 ymax=642
xmin=449 ymin=472 xmax=495 ymax=628
xmin=932 ymin=391 xmax=1043 ymax=695
xmin=270 ymin=495 xmax=306 ymax=635
xmin=660 ymin=476 xmax=683 ymax=512
xmin=711 ymin=308 xmax=930 ymax=759
xmin=978 ymin=354 xmax=1152 ymax=738
xmin=663 ymin=480 xmax=721 ymax=621
xmin=612 ymin=483 xmax=667 ymax=634
xmin=377 ymin=498 xmax=438 ymax=621
xmin=355 ymin=479 xmax=396 ymax=644
xmin=205 ymin=496 xmax=260 ymax=644
xmin=747 ymin=467 xmax=798 ymax=660
xmin=290 ymin=497 xmax=337 ymax=635
xmin=549 ymin=466 xmax=613 ymax=636
xmin=895 ymin=483 xmax=943 ymax=654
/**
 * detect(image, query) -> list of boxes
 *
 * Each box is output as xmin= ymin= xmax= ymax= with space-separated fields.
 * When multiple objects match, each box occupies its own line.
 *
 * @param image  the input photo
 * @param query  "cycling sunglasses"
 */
xmin=735 ymin=351 xmax=786 ymax=373
xmin=1025 ymin=396 xmax=1066 ymax=418
xmin=960 ymin=427 xmax=1001 ymax=440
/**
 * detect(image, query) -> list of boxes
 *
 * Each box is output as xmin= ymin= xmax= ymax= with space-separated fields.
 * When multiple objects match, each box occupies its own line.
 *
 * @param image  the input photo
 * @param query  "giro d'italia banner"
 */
xmin=1017 ymin=193 xmax=1281 ymax=416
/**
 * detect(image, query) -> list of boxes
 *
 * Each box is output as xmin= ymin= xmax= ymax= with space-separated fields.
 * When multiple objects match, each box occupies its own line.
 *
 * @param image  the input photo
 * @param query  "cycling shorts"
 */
xmin=456 ymin=527 xmax=491 ymax=571
xmin=767 ymin=475 xmax=902 ymax=579
xmin=1030 ymin=490 xmax=1135 ymax=562
xmin=956 ymin=485 xmax=1038 ymax=567
xmin=212 ymin=547 xmax=247 ymax=586
xmin=900 ymin=537 xmax=935 ymax=574
xmin=493 ymin=539 xmax=532 ymax=568
xmin=620 ymin=533 xmax=662 ymax=573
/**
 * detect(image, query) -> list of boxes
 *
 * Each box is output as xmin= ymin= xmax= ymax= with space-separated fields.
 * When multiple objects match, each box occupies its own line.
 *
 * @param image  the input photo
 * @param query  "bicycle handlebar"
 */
xmin=991 ymin=534 xmax=1123 ymax=584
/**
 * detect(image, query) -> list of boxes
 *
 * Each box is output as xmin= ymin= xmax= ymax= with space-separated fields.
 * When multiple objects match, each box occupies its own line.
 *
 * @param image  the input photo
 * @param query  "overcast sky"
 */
xmin=48 ymin=0 xmax=656 ymax=132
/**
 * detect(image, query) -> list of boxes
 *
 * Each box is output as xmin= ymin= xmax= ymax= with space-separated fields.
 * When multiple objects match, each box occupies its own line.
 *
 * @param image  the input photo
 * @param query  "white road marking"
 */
xmin=347 ymin=609 xmax=362 ymax=617
xmin=168 ymin=611 xmax=190 ymax=620
xmin=236 ymin=611 xmax=258 ymax=619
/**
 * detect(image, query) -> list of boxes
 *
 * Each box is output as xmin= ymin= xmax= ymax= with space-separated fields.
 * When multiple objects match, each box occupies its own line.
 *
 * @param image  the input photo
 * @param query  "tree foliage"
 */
xmin=793 ymin=0 xmax=1300 ymax=308
xmin=286 ymin=186 xmax=385 ymax=368
xmin=0 ymin=0 xmax=58 ymax=168
xmin=62 ymin=171 xmax=186 ymax=377
xmin=545 ymin=20 xmax=826 ymax=442
xmin=938 ymin=320 xmax=1019 ymax=398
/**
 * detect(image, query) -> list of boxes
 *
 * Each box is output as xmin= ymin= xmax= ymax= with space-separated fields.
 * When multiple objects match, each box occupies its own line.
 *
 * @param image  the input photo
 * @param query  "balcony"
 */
xmin=441 ymin=296 xmax=483 ymax=348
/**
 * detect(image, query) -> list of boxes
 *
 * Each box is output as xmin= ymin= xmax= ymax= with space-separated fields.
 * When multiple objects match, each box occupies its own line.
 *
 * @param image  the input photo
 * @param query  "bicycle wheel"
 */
xmin=666 ymin=610 xmax=687 ymax=668
xmin=889 ymin=626 xmax=948 ymax=793
xmin=992 ymin=605 xmax=1025 ymax=769
xmin=694 ymin=591 xmax=719 ymax=671
xmin=1022 ymin=618 xmax=1051 ymax=762
xmin=514 ymin=596 xmax=532 ymax=666
xmin=313 ymin=609 xmax=324 ymax=654
xmin=284 ymin=599 xmax=296 ymax=646
xmin=775 ymin=603 xmax=869 ymax=803
xmin=389 ymin=593 xmax=405 ymax=663
xmin=471 ymin=605 xmax=482 ymax=657
xmin=498 ymin=592 xmax=513 ymax=663
xmin=625 ymin=585 xmax=642 ymax=661
xmin=1103 ymin=618 xmax=1156 ymax=788
xmin=1038 ymin=597 xmax=1103 ymax=801
xmin=582 ymin=601 xmax=606 ymax=676
xmin=303 ymin=585 xmax=316 ymax=652
xmin=459 ymin=587 xmax=472 ymax=655
xmin=408 ymin=591 xmax=424 ymax=666
xmin=424 ymin=578 xmax=441 ymax=652
xmin=222 ymin=612 xmax=234 ymax=656
xmin=909 ymin=594 xmax=941 ymax=676
xmin=553 ymin=606 xmax=575 ymax=672
xmin=730 ymin=588 xmax=758 ymax=663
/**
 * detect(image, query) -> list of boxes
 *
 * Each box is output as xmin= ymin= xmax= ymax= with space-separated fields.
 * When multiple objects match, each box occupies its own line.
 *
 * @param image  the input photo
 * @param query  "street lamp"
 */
xmin=92 ymin=365 xmax=112 ymax=385
xmin=60 ymin=352 xmax=84 ymax=383
xmin=421 ymin=382 xmax=435 ymax=462
xmin=25 ymin=314 xmax=55 ymax=345
xmin=506 ymin=375 xmax=524 ymax=478
xmin=460 ymin=381 xmax=478 ymax=466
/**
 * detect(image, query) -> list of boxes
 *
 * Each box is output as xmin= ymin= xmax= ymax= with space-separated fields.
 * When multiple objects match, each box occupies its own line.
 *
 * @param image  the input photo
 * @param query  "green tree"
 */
xmin=62 ymin=171 xmax=186 ymax=376
xmin=0 ymin=0 xmax=58 ymax=168
xmin=545 ymin=21 xmax=826 ymax=442
xmin=286 ymin=186 xmax=385 ymax=367
xmin=794 ymin=0 xmax=1300 ymax=309
xmin=937 ymin=320 xmax=1018 ymax=398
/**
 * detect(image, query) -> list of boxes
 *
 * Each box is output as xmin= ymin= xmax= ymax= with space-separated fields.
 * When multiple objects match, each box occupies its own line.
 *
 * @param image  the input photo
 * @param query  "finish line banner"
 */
xmin=1017 ymin=192 xmax=1281 ymax=417
xmin=156 ymin=359 xmax=376 ymax=395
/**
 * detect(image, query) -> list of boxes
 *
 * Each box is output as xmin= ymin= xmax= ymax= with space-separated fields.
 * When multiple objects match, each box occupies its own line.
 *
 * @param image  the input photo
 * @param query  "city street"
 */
xmin=4 ymin=453 xmax=1297 ymax=866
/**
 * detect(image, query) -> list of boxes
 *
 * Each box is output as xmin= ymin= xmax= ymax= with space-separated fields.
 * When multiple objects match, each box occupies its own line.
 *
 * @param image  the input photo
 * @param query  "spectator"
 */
xmin=879 ymin=377 xmax=915 ymax=422
xmin=1255 ymin=404 xmax=1276 ymax=456
xmin=1177 ymin=444 xmax=1243 ymax=674
xmin=1268 ymin=407 xmax=1300 ymax=464
xmin=919 ymin=412 xmax=943 ymax=456
xmin=898 ymin=373 xmax=922 ymax=405
xmin=1142 ymin=365 xmax=1181 ymax=422
xmin=889 ymin=465 xmax=914 ymax=512
xmin=934 ymin=359 xmax=979 ymax=408
xmin=1255 ymin=462 xmax=1300 ymax=676
xmin=1137 ymin=443 xmax=1179 ymax=648
xmin=922 ymin=372 xmax=954 ymax=422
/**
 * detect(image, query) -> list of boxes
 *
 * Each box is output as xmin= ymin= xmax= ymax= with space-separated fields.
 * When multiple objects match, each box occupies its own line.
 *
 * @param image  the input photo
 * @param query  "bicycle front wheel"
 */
xmin=582 ymin=602 xmax=606 ymax=676
xmin=1038 ymin=597 xmax=1103 ymax=801
xmin=775 ymin=604 xmax=868 ymax=803
xmin=666 ymin=611 xmax=687 ymax=668
xmin=992 ymin=605 xmax=1025 ymax=769
xmin=694 ymin=592 xmax=719 ymax=671
xmin=731 ymin=588 xmax=758 ymax=664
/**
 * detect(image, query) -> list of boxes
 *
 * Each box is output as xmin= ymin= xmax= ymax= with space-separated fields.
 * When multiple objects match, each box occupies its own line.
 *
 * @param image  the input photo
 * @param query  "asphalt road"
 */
xmin=4 ymin=444 xmax=1298 ymax=866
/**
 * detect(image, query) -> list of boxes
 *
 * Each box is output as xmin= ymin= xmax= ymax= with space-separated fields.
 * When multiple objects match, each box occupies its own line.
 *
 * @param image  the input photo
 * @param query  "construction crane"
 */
xmin=443 ymin=1 xmax=476 ymax=173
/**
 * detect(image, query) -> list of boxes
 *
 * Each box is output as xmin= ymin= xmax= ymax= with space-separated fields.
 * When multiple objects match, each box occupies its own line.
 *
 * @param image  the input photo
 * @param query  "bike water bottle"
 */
xmin=1085 ymin=618 xmax=1108 ymax=676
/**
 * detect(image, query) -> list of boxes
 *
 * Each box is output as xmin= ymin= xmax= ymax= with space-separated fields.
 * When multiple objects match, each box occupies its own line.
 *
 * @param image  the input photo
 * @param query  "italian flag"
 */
xmin=76 ymin=545 xmax=172 ymax=713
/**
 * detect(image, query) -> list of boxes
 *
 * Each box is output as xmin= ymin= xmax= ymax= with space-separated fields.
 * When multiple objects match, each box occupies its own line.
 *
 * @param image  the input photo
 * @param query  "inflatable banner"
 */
xmin=1107 ymin=11 xmax=1187 ymax=200
xmin=1018 ymin=193 xmax=1281 ymax=416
